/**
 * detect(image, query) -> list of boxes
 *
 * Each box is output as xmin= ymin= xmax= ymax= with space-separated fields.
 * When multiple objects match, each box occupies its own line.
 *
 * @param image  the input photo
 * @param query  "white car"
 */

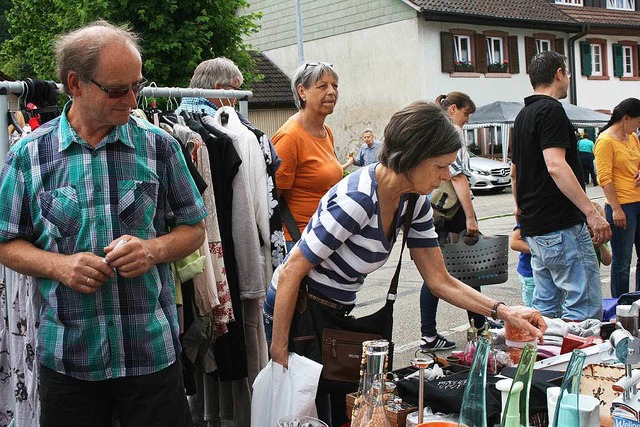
xmin=468 ymin=153 xmax=511 ymax=192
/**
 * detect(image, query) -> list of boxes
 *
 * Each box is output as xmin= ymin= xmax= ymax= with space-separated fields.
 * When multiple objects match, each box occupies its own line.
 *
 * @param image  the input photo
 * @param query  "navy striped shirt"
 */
xmin=296 ymin=163 xmax=439 ymax=304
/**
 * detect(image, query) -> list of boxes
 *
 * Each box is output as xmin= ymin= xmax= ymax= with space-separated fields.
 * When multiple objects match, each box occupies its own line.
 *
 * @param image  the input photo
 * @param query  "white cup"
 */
xmin=547 ymin=386 xmax=599 ymax=427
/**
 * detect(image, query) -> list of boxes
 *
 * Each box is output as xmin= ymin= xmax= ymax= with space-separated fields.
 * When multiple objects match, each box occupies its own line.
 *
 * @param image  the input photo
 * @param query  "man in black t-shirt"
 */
xmin=511 ymin=51 xmax=611 ymax=321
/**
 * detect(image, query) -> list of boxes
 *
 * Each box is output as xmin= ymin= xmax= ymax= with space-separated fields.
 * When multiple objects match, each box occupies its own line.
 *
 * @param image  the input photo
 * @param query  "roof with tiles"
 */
xmin=556 ymin=4 xmax=640 ymax=27
xmin=405 ymin=0 xmax=576 ymax=24
xmin=248 ymin=51 xmax=294 ymax=108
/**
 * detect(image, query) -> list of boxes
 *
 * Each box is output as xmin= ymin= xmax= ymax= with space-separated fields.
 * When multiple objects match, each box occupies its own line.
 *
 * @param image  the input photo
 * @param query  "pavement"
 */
xmin=349 ymin=184 xmax=617 ymax=370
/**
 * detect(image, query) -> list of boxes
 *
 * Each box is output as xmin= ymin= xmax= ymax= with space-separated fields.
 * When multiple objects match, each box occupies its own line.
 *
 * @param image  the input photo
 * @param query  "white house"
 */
xmin=242 ymin=0 xmax=640 ymax=158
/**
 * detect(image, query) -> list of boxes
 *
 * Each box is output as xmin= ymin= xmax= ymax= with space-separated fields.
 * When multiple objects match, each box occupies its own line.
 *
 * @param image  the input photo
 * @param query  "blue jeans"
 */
xmin=605 ymin=202 xmax=640 ymax=298
xmin=525 ymin=223 xmax=602 ymax=320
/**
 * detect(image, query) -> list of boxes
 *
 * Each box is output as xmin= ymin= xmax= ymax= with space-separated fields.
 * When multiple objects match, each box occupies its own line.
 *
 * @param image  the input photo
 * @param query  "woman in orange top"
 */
xmin=594 ymin=97 xmax=640 ymax=297
xmin=274 ymin=62 xmax=344 ymax=250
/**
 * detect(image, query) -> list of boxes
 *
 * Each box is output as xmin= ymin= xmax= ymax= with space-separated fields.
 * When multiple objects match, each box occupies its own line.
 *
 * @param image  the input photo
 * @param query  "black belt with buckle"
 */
xmin=305 ymin=290 xmax=355 ymax=316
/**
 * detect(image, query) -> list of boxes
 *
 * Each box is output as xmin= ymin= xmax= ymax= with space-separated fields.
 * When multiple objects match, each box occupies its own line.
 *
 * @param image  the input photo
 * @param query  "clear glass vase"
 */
xmin=500 ymin=342 xmax=537 ymax=427
xmin=459 ymin=337 xmax=490 ymax=427
xmin=551 ymin=349 xmax=586 ymax=427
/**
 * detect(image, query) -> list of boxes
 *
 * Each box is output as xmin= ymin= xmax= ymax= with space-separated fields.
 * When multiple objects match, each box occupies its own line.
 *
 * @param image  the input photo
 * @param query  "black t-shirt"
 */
xmin=512 ymin=94 xmax=586 ymax=237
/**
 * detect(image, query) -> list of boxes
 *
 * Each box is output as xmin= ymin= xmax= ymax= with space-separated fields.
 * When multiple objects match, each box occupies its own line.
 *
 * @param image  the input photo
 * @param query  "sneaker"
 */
xmin=420 ymin=334 xmax=456 ymax=351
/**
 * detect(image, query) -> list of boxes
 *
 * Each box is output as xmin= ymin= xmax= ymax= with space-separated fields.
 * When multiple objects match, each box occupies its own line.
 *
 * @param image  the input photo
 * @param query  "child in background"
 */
xmin=591 ymin=202 xmax=612 ymax=266
xmin=510 ymin=223 xmax=534 ymax=307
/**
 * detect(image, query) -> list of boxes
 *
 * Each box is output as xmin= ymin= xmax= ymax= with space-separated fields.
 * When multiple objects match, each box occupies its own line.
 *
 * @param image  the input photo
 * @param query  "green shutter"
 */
xmin=613 ymin=43 xmax=624 ymax=77
xmin=580 ymin=41 xmax=592 ymax=76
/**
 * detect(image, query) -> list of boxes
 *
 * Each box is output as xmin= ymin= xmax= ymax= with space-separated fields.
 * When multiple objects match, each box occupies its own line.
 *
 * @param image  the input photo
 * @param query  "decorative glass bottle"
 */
xmin=351 ymin=340 xmax=374 ymax=427
xmin=364 ymin=340 xmax=391 ymax=427
xmin=500 ymin=342 xmax=537 ymax=427
xmin=459 ymin=337 xmax=490 ymax=427
xmin=551 ymin=349 xmax=587 ymax=427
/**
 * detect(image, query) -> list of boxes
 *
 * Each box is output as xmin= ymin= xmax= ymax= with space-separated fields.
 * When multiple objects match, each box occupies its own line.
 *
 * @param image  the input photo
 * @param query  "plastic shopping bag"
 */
xmin=251 ymin=353 xmax=322 ymax=427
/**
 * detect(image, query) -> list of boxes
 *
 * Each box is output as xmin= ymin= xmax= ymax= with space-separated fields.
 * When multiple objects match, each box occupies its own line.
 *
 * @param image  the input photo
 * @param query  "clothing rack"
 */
xmin=0 ymin=80 xmax=253 ymax=164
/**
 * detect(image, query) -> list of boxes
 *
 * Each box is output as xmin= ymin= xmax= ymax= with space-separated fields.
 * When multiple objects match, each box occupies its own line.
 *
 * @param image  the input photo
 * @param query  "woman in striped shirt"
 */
xmin=264 ymin=101 xmax=546 ymax=420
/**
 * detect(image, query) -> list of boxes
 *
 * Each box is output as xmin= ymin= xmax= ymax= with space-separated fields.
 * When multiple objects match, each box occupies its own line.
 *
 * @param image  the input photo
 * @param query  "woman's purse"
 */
xmin=288 ymin=195 xmax=417 ymax=392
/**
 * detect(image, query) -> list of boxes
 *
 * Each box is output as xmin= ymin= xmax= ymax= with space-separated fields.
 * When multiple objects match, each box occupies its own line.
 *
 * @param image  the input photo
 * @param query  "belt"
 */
xmin=305 ymin=290 xmax=355 ymax=316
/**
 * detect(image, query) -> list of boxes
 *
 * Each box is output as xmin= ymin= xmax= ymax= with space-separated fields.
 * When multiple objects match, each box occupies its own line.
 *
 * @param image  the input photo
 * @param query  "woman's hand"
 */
xmin=500 ymin=305 xmax=547 ymax=342
xmin=270 ymin=340 xmax=290 ymax=369
xmin=465 ymin=217 xmax=479 ymax=239
xmin=612 ymin=206 xmax=627 ymax=230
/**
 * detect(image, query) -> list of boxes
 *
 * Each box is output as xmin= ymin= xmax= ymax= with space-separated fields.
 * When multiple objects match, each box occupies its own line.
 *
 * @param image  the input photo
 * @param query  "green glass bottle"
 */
xmin=551 ymin=349 xmax=587 ymax=427
xmin=500 ymin=343 xmax=537 ymax=427
xmin=459 ymin=337 xmax=490 ymax=427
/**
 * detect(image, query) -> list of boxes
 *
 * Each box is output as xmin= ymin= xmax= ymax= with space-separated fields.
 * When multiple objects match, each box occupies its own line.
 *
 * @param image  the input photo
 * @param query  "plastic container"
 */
xmin=504 ymin=323 xmax=537 ymax=364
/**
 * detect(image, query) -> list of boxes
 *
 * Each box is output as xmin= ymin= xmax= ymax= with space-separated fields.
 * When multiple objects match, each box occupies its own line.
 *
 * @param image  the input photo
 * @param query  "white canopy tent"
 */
xmin=463 ymin=101 xmax=611 ymax=162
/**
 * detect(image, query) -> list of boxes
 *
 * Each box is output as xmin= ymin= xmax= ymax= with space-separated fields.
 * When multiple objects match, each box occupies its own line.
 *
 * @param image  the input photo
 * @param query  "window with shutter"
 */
xmin=556 ymin=39 xmax=565 ymax=55
xmin=613 ymin=43 xmax=624 ymax=77
xmin=585 ymin=38 xmax=609 ymax=80
xmin=617 ymin=40 xmax=639 ymax=80
xmin=442 ymin=30 xmax=479 ymax=74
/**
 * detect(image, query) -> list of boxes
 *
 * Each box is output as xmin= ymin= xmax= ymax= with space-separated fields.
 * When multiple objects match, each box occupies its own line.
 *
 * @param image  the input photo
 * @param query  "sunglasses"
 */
xmin=303 ymin=62 xmax=333 ymax=72
xmin=91 ymin=78 xmax=148 ymax=99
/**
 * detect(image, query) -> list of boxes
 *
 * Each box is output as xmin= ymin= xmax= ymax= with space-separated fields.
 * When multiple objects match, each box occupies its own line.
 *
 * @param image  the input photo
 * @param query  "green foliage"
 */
xmin=0 ymin=0 xmax=261 ymax=87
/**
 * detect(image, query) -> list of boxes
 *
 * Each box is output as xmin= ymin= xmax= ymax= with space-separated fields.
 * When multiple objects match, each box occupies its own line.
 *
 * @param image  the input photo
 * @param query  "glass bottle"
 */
xmin=459 ymin=337 xmax=490 ymax=427
xmin=551 ymin=349 xmax=587 ymax=427
xmin=363 ymin=340 xmax=391 ymax=427
xmin=500 ymin=343 xmax=537 ymax=427
xmin=351 ymin=340 xmax=374 ymax=427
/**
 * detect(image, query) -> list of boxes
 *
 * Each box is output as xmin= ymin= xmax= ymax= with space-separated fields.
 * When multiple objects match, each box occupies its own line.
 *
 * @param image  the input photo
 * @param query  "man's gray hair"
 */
xmin=290 ymin=62 xmax=338 ymax=110
xmin=189 ymin=57 xmax=244 ymax=89
xmin=55 ymin=20 xmax=141 ymax=96
xmin=362 ymin=128 xmax=374 ymax=136
xmin=378 ymin=101 xmax=461 ymax=175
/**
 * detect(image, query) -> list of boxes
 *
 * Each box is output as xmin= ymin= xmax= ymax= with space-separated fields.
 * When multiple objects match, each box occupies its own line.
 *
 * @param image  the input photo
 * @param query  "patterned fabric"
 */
xmin=292 ymin=164 xmax=439 ymax=304
xmin=0 ymin=268 xmax=41 ymax=427
xmin=0 ymin=103 xmax=208 ymax=381
xmin=175 ymin=97 xmax=218 ymax=117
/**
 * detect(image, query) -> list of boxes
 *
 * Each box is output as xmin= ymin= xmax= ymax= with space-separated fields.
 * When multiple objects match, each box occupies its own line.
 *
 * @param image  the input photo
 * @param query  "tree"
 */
xmin=0 ymin=0 xmax=261 ymax=87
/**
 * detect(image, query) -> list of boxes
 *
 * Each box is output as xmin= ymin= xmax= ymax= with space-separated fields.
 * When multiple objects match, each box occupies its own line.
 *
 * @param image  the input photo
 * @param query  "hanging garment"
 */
xmin=245 ymin=125 xmax=286 ymax=271
xmin=202 ymin=108 xmax=269 ymax=298
xmin=202 ymin=113 xmax=269 ymax=300
xmin=185 ymin=114 xmax=248 ymax=381
xmin=0 ymin=269 xmax=42 ymax=427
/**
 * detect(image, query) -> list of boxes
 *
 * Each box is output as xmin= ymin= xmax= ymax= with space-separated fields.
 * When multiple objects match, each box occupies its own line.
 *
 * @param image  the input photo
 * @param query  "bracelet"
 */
xmin=491 ymin=301 xmax=506 ymax=320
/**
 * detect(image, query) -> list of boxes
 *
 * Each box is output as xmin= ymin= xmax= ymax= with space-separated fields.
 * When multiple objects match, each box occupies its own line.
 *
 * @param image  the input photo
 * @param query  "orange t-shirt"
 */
xmin=273 ymin=118 xmax=344 ymax=240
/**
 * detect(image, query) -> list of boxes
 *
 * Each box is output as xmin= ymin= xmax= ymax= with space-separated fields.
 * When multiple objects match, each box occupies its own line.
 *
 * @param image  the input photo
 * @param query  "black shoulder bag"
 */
xmin=288 ymin=194 xmax=417 ymax=393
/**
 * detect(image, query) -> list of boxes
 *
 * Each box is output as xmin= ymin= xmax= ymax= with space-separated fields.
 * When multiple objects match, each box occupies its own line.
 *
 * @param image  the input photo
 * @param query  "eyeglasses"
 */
xmin=91 ymin=78 xmax=148 ymax=99
xmin=303 ymin=62 xmax=333 ymax=72
xmin=562 ymin=69 xmax=571 ymax=79
xmin=222 ymin=84 xmax=240 ymax=91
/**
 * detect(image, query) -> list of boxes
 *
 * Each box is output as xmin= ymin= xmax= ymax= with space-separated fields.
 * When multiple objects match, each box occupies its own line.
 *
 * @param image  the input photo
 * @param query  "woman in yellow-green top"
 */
xmin=594 ymin=97 xmax=640 ymax=297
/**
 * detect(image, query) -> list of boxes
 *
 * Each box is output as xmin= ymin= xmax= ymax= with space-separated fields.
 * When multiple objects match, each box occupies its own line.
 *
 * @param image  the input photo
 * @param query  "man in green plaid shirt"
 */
xmin=0 ymin=21 xmax=206 ymax=426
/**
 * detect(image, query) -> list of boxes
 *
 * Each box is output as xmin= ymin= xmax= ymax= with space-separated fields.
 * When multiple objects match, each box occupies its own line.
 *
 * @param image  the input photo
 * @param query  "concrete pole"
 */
xmin=294 ymin=0 xmax=304 ymax=63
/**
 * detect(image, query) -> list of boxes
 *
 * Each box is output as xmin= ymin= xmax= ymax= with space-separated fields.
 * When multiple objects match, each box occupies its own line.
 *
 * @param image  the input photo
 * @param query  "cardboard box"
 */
xmin=346 ymin=392 xmax=417 ymax=427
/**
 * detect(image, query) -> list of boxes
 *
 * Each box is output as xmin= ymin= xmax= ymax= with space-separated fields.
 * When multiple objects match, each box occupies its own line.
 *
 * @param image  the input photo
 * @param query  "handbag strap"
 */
xmin=278 ymin=194 xmax=302 ymax=242
xmin=386 ymin=193 xmax=418 ymax=302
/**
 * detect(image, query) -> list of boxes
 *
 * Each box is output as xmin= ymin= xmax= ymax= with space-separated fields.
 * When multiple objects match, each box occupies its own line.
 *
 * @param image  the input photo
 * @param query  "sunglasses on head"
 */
xmin=91 ymin=78 xmax=148 ymax=99
xmin=303 ymin=62 xmax=333 ymax=72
